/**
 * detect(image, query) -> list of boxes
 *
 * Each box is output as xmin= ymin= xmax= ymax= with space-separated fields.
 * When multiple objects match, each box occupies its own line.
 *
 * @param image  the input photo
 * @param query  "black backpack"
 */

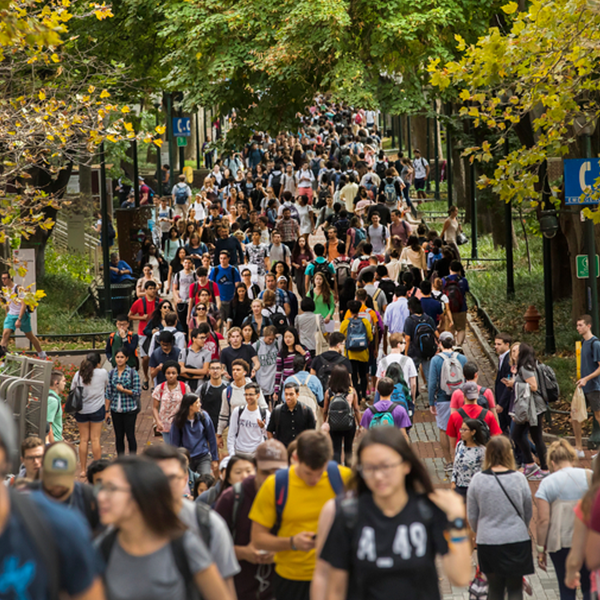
xmin=316 ymin=354 xmax=346 ymax=397
xmin=266 ymin=306 xmax=288 ymax=334
xmin=458 ymin=407 xmax=491 ymax=444
xmin=412 ymin=315 xmax=437 ymax=359
xmin=328 ymin=393 xmax=355 ymax=431
xmin=378 ymin=279 xmax=396 ymax=304
xmin=310 ymin=259 xmax=335 ymax=289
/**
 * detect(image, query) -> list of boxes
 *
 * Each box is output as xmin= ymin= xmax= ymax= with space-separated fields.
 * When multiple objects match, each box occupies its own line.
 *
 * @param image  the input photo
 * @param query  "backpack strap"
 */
xmin=80 ymin=483 xmax=99 ymax=531
xmin=195 ymin=501 xmax=212 ymax=548
xmin=9 ymin=489 xmax=60 ymax=600
xmin=226 ymin=386 xmax=233 ymax=404
xmin=169 ymin=535 xmax=199 ymax=600
xmin=142 ymin=297 xmax=148 ymax=315
xmin=231 ymin=481 xmax=245 ymax=541
xmin=326 ymin=461 xmax=344 ymax=495
xmin=272 ymin=467 xmax=289 ymax=535
xmin=180 ymin=381 xmax=186 ymax=395
xmin=457 ymin=407 xmax=468 ymax=422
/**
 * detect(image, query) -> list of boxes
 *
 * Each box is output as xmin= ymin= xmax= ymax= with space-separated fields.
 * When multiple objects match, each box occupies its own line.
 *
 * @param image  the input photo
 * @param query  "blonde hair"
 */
xmin=509 ymin=342 xmax=521 ymax=367
xmin=547 ymin=439 xmax=577 ymax=466
xmin=482 ymin=436 xmax=516 ymax=471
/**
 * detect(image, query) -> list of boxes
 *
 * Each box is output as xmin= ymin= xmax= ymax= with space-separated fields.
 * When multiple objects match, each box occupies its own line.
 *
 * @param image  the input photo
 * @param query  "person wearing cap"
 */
xmin=427 ymin=331 xmax=468 ymax=473
xmin=450 ymin=361 xmax=499 ymax=421
xmin=40 ymin=442 xmax=100 ymax=532
xmin=215 ymin=440 xmax=288 ymax=600
xmin=0 ymin=403 xmax=104 ymax=598
xmin=144 ymin=444 xmax=241 ymax=590
xmin=446 ymin=381 xmax=502 ymax=458
xmin=149 ymin=330 xmax=180 ymax=385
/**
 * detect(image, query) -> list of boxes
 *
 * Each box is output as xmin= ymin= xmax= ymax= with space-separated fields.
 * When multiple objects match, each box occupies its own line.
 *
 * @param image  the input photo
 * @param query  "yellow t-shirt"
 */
xmin=340 ymin=317 xmax=373 ymax=362
xmin=249 ymin=464 xmax=352 ymax=581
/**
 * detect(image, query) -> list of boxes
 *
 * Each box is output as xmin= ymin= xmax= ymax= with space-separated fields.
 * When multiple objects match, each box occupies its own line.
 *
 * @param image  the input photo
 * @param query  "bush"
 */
xmin=45 ymin=240 xmax=94 ymax=284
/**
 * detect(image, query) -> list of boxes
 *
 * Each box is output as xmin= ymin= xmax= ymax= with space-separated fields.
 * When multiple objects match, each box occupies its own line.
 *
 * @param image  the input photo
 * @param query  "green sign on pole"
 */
xmin=177 ymin=136 xmax=187 ymax=147
xmin=576 ymin=254 xmax=600 ymax=279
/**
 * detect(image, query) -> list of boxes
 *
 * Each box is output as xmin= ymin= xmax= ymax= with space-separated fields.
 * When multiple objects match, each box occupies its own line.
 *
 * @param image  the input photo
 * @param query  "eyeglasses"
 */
xmin=357 ymin=462 xmax=402 ymax=478
xmin=198 ymin=306 xmax=207 ymax=311
xmin=24 ymin=454 xmax=43 ymax=462
xmin=96 ymin=483 xmax=131 ymax=495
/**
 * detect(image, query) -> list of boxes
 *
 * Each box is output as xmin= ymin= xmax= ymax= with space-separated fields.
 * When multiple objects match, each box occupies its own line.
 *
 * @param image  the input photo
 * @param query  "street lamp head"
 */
xmin=539 ymin=209 xmax=559 ymax=239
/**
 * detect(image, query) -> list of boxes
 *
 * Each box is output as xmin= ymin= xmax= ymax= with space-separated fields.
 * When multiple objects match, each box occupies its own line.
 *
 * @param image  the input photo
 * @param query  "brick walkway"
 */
xmin=65 ymin=299 xmax=587 ymax=599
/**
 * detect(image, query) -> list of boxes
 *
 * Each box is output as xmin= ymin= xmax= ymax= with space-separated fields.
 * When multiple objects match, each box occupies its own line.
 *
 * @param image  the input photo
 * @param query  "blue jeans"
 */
xmin=161 ymin=432 xmax=171 ymax=445
xmin=413 ymin=357 xmax=431 ymax=385
xmin=550 ymin=547 xmax=591 ymax=600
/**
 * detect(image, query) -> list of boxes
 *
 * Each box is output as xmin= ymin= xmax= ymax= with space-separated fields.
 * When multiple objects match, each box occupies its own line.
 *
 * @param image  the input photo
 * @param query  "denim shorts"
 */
xmin=75 ymin=405 xmax=106 ymax=423
xmin=435 ymin=401 xmax=452 ymax=431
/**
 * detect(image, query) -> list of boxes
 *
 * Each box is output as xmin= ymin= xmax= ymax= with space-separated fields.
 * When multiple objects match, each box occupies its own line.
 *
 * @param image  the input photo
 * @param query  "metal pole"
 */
xmin=407 ymin=116 xmax=412 ymax=159
xmin=470 ymin=158 xmax=478 ymax=259
xmin=203 ymin=107 xmax=207 ymax=167
xmin=398 ymin=116 xmax=403 ymax=153
xmin=585 ymin=134 xmax=600 ymax=335
xmin=540 ymin=161 xmax=556 ymax=354
xmin=156 ymin=110 xmax=162 ymax=197
xmin=446 ymin=104 xmax=453 ymax=209
xmin=132 ymin=138 xmax=139 ymax=208
xmin=426 ymin=115 xmax=431 ymax=194
xmin=166 ymin=93 xmax=175 ymax=188
xmin=99 ymin=142 xmax=112 ymax=318
xmin=178 ymin=107 xmax=185 ymax=174
xmin=195 ymin=109 xmax=201 ymax=170
xmin=504 ymin=138 xmax=515 ymax=298
xmin=391 ymin=115 xmax=396 ymax=150
xmin=434 ymin=101 xmax=440 ymax=201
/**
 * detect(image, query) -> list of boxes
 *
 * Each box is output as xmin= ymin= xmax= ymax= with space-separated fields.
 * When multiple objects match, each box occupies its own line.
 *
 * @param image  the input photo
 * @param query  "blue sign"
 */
xmin=565 ymin=158 xmax=600 ymax=205
xmin=172 ymin=117 xmax=191 ymax=137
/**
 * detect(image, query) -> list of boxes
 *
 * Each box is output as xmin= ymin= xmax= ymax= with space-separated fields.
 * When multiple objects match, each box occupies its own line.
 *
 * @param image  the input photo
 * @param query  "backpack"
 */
xmin=174 ymin=183 xmax=189 ymax=205
xmin=229 ymin=481 xmax=246 ymax=541
xmin=266 ymin=306 xmax=288 ymax=334
xmin=272 ymin=462 xmax=344 ymax=534
xmin=316 ymin=353 xmax=346 ymax=393
xmin=477 ymin=386 xmax=490 ymax=409
xmin=335 ymin=258 xmax=352 ymax=289
xmin=310 ymin=259 xmax=335 ymax=289
xmin=195 ymin=501 xmax=213 ymax=548
xmin=536 ymin=362 xmax=560 ymax=404
xmin=9 ymin=489 xmax=60 ymax=600
xmin=440 ymin=352 xmax=465 ymax=395
xmin=443 ymin=277 xmax=465 ymax=314
xmin=328 ymin=393 xmax=354 ymax=431
xmin=99 ymin=529 xmax=199 ymax=600
xmin=108 ymin=331 xmax=138 ymax=358
xmin=235 ymin=405 xmax=267 ymax=442
xmin=378 ymin=279 xmax=396 ymax=304
xmin=352 ymin=227 xmax=366 ymax=250
xmin=270 ymin=172 xmax=282 ymax=196
xmin=375 ymin=161 xmax=387 ymax=179
xmin=291 ymin=375 xmax=318 ymax=416
xmin=367 ymin=403 xmax=397 ymax=428
xmin=356 ymin=257 xmax=371 ymax=274
xmin=458 ymin=407 xmax=491 ymax=444
xmin=334 ymin=217 xmax=350 ymax=239
xmin=345 ymin=317 xmax=368 ymax=352
xmin=383 ymin=180 xmax=397 ymax=206
xmin=412 ymin=315 xmax=437 ymax=359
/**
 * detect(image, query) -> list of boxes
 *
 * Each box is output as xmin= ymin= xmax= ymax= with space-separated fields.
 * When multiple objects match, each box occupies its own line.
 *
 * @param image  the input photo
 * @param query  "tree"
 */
xmin=429 ymin=0 xmax=600 ymax=319
xmin=0 ymin=0 xmax=162 ymax=302
xmin=157 ymin=0 xmax=503 ymax=142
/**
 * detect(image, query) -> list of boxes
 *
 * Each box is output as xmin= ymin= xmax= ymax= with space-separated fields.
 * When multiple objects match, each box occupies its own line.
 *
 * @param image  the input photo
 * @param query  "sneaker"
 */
xmin=522 ymin=577 xmax=533 ymax=596
xmin=523 ymin=464 xmax=544 ymax=480
xmin=142 ymin=380 xmax=149 ymax=391
xmin=576 ymin=449 xmax=586 ymax=459
xmin=37 ymin=351 xmax=47 ymax=360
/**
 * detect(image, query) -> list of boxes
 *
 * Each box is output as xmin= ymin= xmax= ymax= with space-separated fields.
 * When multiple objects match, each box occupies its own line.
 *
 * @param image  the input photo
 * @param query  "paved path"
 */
xmin=64 ymin=309 xmax=588 ymax=598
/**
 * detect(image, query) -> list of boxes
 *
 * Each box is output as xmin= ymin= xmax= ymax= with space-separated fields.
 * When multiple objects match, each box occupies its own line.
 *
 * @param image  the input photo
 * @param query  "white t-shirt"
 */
xmin=376 ymin=354 xmax=418 ymax=384
xmin=74 ymin=368 xmax=109 ymax=414
xmin=296 ymin=204 xmax=313 ymax=236
xmin=413 ymin=157 xmax=429 ymax=179
xmin=367 ymin=224 xmax=388 ymax=254
xmin=227 ymin=405 xmax=271 ymax=455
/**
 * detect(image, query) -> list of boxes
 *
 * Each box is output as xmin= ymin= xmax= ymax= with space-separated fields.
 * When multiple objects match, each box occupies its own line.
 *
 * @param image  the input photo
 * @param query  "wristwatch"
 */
xmin=447 ymin=517 xmax=466 ymax=531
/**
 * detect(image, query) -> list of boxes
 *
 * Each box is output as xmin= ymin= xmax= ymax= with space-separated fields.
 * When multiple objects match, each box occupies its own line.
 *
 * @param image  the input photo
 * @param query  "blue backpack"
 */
xmin=345 ymin=317 xmax=368 ymax=351
xmin=383 ymin=180 xmax=397 ymax=205
xmin=352 ymin=227 xmax=366 ymax=250
xmin=174 ymin=184 xmax=189 ymax=205
xmin=367 ymin=404 xmax=396 ymax=428
xmin=272 ymin=462 xmax=344 ymax=534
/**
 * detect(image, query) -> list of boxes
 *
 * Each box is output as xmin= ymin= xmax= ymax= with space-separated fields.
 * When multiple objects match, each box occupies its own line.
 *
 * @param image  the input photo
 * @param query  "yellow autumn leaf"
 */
xmin=38 ymin=90 xmax=46 ymax=101
xmin=121 ymin=106 xmax=130 ymax=114
xmin=123 ymin=122 xmax=134 ymax=132
xmin=100 ymin=89 xmax=110 ymax=99
xmin=50 ymin=53 xmax=60 ymax=63
xmin=155 ymin=124 xmax=166 ymax=134
xmin=501 ymin=1 xmax=518 ymax=14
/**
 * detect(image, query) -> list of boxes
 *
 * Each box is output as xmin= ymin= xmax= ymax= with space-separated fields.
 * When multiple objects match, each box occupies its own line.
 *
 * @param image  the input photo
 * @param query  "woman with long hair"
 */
xmin=309 ymin=272 xmax=335 ymax=334
xmin=505 ymin=342 xmax=549 ymax=480
xmin=318 ymin=428 xmax=471 ymax=600
xmin=451 ymin=418 xmax=486 ymax=500
xmin=213 ymin=455 xmax=256 ymax=504
xmin=170 ymin=393 xmax=218 ymax=475
xmin=399 ymin=234 xmax=427 ymax=286
xmin=105 ymin=349 xmax=141 ymax=456
xmin=143 ymin=299 xmax=175 ymax=339
xmin=166 ymin=246 xmax=188 ymax=295
xmin=535 ymin=440 xmax=592 ymax=600
xmin=241 ymin=298 xmax=271 ymax=339
xmin=97 ymin=456 xmax=233 ymax=600
xmin=164 ymin=226 xmax=185 ymax=265
xmin=242 ymin=323 xmax=257 ymax=345
xmin=322 ymin=364 xmax=361 ymax=465
xmin=291 ymin=235 xmax=313 ymax=298
xmin=140 ymin=243 xmax=167 ymax=284
xmin=228 ymin=283 xmax=252 ymax=329
xmin=270 ymin=260 xmax=290 ymax=281
xmin=72 ymin=352 xmax=109 ymax=478
xmin=273 ymin=327 xmax=311 ymax=402
xmin=467 ymin=435 xmax=534 ymax=600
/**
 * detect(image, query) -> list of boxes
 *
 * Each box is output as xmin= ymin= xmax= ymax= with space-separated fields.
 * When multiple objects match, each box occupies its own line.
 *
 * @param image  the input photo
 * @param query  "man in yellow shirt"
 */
xmin=250 ymin=430 xmax=352 ymax=600
xmin=340 ymin=299 xmax=373 ymax=404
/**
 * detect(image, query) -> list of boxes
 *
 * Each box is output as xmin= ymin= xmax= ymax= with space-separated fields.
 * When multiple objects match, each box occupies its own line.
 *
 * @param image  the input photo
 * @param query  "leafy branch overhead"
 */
xmin=429 ymin=0 xmax=600 ymax=216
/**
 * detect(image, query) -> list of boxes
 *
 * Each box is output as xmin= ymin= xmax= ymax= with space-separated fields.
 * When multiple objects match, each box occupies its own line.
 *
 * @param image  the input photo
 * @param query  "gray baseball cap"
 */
xmin=0 ymin=402 xmax=17 ymax=463
xmin=462 ymin=381 xmax=479 ymax=400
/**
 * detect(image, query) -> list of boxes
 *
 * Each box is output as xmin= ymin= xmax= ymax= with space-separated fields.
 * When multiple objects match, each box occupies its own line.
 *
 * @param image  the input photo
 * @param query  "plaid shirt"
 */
xmin=107 ymin=366 xmax=141 ymax=413
xmin=276 ymin=217 xmax=299 ymax=243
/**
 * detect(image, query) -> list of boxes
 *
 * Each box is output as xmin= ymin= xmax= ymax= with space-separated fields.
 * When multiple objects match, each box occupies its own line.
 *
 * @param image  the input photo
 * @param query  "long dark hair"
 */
xmin=407 ymin=235 xmax=421 ymax=253
xmin=79 ymin=352 xmax=101 ymax=385
xmin=329 ymin=364 xmax=351 ymax=394
xmin=232 ymin=282 xmax=250 ymax=309
xmin=148 ymin=299 xmax=174 ymax=328
xmin=291 ymin=235 xmax=313 ymax=263
xmin=170 ymin=246 xmax=188 ymax=269
xmin=462 ymin=418 xmax=487 ymax=447
xmin=112 ymin=456 xmax=184 ymax=537
xmin=280 ymin=327 xmax=303 ymax=360
xmin=173 ymin=393 xmax=200 ymax=430
xmin=517 ymin=342 xmax=537 ymax=372
xmin=215 ymin=455 xmax=255 ymax=502
xmin=354 ymin=428 xmax=434 ymax=495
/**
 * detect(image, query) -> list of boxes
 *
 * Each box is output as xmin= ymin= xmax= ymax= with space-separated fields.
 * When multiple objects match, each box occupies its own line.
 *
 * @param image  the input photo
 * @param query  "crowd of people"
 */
xmin=1 ymin=100 xmax=599 ymax=600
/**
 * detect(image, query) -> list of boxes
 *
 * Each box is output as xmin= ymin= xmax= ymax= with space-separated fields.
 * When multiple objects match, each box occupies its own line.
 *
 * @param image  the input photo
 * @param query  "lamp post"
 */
xmin=504 ymin=137 xmax=515 ymax=298
xmin=152 ymin=96 xmax=163 ymax=197
xmin=433 ymin=100 xmax=440 ymax=201
xmin=446 ymin=104 xmax=453 ymax=209
xmin=166 ymin=92 xmax=175 ymax=190
xmin=99 ymin=142 xmax=111 ymax=318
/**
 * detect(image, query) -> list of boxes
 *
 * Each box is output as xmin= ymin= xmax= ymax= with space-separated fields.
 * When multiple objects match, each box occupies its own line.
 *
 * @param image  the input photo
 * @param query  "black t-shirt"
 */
xmin=312 ymin=351 xmax=353 ymax=376
xmin=199 ymin=381 xmax=228 ymax=429
xmin=403 ymin=313 xmax=436 ymax=359
xmin=321 ymin=494 xmax=448 ymax=600
xmin=220 ymin=345 xmax=257 ymax=377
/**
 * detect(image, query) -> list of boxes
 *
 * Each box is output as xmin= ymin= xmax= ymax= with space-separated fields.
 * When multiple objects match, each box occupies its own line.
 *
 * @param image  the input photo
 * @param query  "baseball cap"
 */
xmin=277 ymin=276 xmax=287 ymax=283
xmin=42 ymin=442 xmax=77 ymax=489
xmin=462 ymin=381 xmax=479 ymax=400
xmin=255 ymin=440 xmax=288 ymax=471
xmin=439 ymin=331 xmax=454 ymax=344
xmin=0 ymin=402 xmax=17 ymax=463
